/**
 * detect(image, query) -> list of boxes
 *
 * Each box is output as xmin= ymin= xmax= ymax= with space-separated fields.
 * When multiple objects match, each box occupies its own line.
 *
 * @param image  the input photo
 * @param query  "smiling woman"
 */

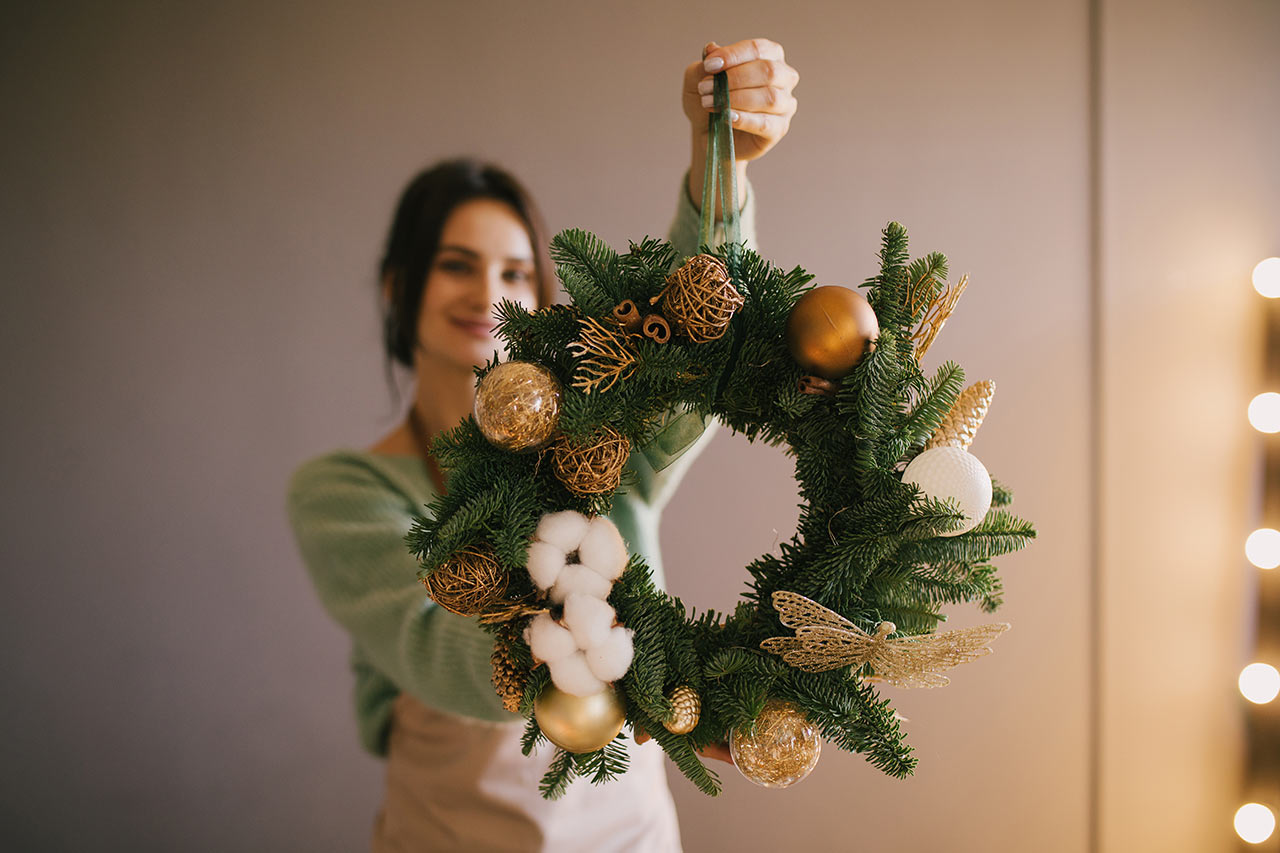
xmin=286 ymin=37 xmax=798 ymax=852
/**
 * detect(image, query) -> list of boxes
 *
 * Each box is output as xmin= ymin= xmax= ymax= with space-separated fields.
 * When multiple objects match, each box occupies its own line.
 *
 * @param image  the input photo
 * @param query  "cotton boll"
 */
xmin=535 ymin=510 xmax=591 ymax=553
xmin=585 ymin=626 xmax=635 ymax=682
xmin=562 ymin=594 xmax=616 ymax=650
xmin=548 ymin=650 xmax=607 ymax=697
xmin=548 ymin=563 xmax=614 ymax=604
xmin=578 ymin=517 xmax=629 ymax=581
xmin=524 ymin=613 xmax=577 ymax=664
xmin=526 ymin=541 xmax=567 ymax=591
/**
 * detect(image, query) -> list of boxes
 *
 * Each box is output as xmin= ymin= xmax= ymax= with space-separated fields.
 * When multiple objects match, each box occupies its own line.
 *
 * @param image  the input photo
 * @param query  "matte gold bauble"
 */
xmin=534 ymin=684 xmax=626 ymax=754
xmin=785 ymin=286 xmax=879 ymax=380
xmin=473 ymin=361 xmax=563 ymax=452
xmin=728 ymin=699 xmax=822 ymax=788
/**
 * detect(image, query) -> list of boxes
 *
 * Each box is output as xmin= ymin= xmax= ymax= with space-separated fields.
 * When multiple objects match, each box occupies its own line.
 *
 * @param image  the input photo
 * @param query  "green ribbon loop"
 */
xmin=699 ymin=69 xmax=739 ymax=249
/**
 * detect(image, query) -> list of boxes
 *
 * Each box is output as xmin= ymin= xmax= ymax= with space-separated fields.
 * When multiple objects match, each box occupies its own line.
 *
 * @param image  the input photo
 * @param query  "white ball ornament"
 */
xmin=901 ymin=446 xmax=992 ymax=536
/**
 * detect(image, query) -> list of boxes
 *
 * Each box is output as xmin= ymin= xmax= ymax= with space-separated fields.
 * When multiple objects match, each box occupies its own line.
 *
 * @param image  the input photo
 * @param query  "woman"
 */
xmin=288 ymin=39 xmax=799 ymax=852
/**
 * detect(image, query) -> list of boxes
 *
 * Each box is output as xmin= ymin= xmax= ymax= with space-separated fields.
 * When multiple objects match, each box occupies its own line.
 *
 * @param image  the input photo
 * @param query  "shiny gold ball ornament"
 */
xmin=533 ymin=684 xmax=627 ymax=754
xmin=663 ymin=685 xmax=701 ymax=735
xmin=785 ymin=286 xmax=880 ymax=380
xmin=473 ymin=361 xmax=563 ymax=452
xmin=659 ymin=253 xmax=744 ymax=342
xmin=729 ymin=699 xmax=823 ymax=788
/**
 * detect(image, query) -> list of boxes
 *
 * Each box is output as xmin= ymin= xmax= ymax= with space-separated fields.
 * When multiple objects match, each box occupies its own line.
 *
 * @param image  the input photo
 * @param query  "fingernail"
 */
xmin=731 ymin=110 xmax=741 ymax=122
xmin=701 ymin=94 xmax=714 ymax=108
xmin=697 ymin=79 xmax=713 ymax=95
xmin=704 ymin=56 xmax=724 ymax=72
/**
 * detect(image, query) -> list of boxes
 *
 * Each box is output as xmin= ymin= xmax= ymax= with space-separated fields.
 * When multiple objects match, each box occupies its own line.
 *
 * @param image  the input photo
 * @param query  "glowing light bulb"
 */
xmin=1249 ymin=393 xmax=1280 ymax=433
xmin=1245 ymin=528 xmax=1280 ymax=569
xmin=1235 ymin=803 xmax=1276 ymax=844
xmin=1239 ymin=663 xmax=1280 ymax=704
xmin=1254 ymin=257 xmax=1280 ymax=298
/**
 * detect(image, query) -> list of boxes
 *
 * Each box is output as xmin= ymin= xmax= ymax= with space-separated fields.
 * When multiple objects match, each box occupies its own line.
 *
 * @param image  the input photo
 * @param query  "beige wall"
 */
xmin=1 ymin=1 xmax=1274 ymax=850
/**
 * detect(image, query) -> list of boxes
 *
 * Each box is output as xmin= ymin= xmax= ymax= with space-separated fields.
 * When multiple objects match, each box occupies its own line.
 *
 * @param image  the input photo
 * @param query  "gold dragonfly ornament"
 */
xmin=759 ymin=590 xmax=1010 ymax=688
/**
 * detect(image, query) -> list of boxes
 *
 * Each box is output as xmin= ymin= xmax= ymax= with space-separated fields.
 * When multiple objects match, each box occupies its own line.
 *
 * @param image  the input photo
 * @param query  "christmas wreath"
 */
xmin=408 ymin=74 xmax=1035 ymax=798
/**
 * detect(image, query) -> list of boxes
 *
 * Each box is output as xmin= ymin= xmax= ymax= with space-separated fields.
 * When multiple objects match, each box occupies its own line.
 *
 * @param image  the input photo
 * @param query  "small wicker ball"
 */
xmin=551 ymin=427 xmax=631 ymax=496
xmin=421 ymin=546 xmax=507 ymax=616
xmin=661 ymin=253 xmax=744 ymax=342
xmin=664 ymin=685 xmax=701 ymax=735
xmin=729 ymin=699 xmax=822 ymax=789
xmin=785 ymin=286 xmax=879 ymax=380
xmin=474 ymin=361 xmax=563 ymax=452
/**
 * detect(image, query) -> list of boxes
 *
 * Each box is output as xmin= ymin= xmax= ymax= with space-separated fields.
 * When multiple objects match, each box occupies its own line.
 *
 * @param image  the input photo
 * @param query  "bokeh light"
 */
xmin=1235 ymin=803 xmax=1276 ymax=844
xmin=1238 ymin=663 xmax=1280 ymax=704
xmin=1255 ymin=257 xmax=1280 ymax=298
xmin=1249 ymin=392 xmax=1280 ymax=433
xmin=1245 ymin=528 xmax=1280 ymax=569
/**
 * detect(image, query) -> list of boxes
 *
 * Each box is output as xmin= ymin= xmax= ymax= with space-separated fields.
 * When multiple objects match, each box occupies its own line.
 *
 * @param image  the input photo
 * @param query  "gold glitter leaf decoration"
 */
xmin=761 ymin=591 xmax=1009 ymax=688
xmin=567 ymin=316 xmax=637 ymax=394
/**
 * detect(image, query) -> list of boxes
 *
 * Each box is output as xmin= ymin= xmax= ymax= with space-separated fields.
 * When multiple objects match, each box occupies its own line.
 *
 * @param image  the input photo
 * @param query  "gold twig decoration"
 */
xmin=760 ymin=591 xmax=1009 ymax=688
xmin=567 ymin=316 xmax=638 ymax=394
xmin=550 ymin=426 xmax=631 ymax=495
xmin=912 ymin=273 xmax=968 ymax=360
xmin=654 ymin=253 xmax=743 ymax=342
xmin=925 ymin=380 xmax=996 ymax=451
xmin=421 ymin=546 xmax=508 ymax=617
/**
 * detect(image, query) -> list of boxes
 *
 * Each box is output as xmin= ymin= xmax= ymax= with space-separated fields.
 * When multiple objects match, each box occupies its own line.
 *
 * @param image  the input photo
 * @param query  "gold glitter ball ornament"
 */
xmin=785 ymin=286 xmax=880 ymax=380
xmin=729 ymin=699 xmax=822 ymax=788
xmin=534 ymin=684 xmax=627 ymax=754
xmin=664 ymin=685 xmax=701 ymax=735
xmin=473 ymin=361 xmax=563 ymax=452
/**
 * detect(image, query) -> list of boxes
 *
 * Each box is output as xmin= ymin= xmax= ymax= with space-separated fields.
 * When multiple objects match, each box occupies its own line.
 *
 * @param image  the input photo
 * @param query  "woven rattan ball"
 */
xmin=550 ymin=427 xmax=631 ymax=496
xmin=421 ymin=546 xmax=507 ymax=616
xmin=661 ymin=253 xmax=744 ymax=342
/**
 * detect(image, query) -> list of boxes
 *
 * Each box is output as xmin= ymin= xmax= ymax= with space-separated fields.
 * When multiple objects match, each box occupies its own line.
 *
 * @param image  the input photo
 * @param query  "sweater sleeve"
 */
xmin=286 ymin=453 xmax=513 ymax=724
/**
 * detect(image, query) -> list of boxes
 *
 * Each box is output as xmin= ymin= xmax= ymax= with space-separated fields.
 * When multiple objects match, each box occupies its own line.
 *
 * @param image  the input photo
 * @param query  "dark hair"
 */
xmin=379 ymin=158 xmax=554 ymax=368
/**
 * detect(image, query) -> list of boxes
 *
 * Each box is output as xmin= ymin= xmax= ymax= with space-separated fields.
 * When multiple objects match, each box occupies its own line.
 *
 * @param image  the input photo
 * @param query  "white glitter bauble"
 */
xmin=902 ymin=446 xmax=992 ymax=536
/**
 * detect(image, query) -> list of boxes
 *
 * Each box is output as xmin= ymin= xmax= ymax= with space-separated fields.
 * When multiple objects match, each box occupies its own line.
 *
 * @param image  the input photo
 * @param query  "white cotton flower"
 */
xmin=526 ymin=541 xmax=567 ymax=591
xmin=535 ymin=510 xmax=591 ymax=553
xmin=562 ymin=594 xmax=616 ymax=649
xmin=578 ymin=516 xmax=629 ymax=582
xmin=585 ymin=626 xmax=635 ymax=682
xmin=548 ymin=563 xmax=614 ymax=604
xmin=524 ymin=612 xmax=577 ymax=664
xmin=548 ymin=650 xmax=606 ymax=697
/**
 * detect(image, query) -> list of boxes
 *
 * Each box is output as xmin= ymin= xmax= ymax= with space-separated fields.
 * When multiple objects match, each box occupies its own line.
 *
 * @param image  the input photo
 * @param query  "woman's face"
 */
xmin=415 ymin=198 xmax=539 ymax=373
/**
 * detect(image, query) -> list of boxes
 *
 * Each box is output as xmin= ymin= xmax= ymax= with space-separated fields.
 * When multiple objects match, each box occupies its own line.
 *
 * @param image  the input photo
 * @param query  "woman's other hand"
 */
xmin=683 ymin=38 xmax=798 ymax=213
xmin=634 ymin=727 xmax=735 ymax=765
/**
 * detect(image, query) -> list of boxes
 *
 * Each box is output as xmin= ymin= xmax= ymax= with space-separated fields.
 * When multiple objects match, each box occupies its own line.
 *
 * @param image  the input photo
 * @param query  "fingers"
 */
xmin=697 ymin=58 xmax=799 ymax=93
xmin=703 ymin=37 xmax=785 ymax=71
xmin=730 ymin=110 xmax=791 ymax=141
xmin=700 ymin=86 xmax=797 ymax=118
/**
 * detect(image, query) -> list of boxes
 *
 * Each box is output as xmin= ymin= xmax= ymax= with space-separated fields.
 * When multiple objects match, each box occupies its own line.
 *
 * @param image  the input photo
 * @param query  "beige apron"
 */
xmin=372 ymin=693 xmax=683 ymax=852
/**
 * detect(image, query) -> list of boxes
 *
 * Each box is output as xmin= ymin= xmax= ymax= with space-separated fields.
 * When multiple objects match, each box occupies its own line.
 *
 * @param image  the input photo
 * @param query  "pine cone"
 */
xmin=664 ymin=685 xmax=701 ymax=734
xmin=491 ymin=642 xmax=527 ymax=714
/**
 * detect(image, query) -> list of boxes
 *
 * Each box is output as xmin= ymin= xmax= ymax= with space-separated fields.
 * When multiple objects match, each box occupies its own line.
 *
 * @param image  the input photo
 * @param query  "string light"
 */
xmin=1254 ymin=257 xmax=1280 ymax=299
xmin=1245 ymin=528 xmax=1280 ymax=570
xmin=1249 ymin=392 xmax=1280 ymax=433
xmin=1235 ymin=803 xmax=1277 ymax=844
xmin=1238 ymin=663 xmax=1280 ymax=704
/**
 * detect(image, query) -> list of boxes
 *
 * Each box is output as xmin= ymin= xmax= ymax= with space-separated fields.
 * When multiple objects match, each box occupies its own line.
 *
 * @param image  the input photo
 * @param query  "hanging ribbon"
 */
xmin=699 ymin=66 xmax=739 ymax=248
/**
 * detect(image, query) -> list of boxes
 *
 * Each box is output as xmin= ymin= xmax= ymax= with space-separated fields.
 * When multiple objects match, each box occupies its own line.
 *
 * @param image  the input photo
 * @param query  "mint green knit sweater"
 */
xmin=287 ymin=178 xmax=755 ymax=756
